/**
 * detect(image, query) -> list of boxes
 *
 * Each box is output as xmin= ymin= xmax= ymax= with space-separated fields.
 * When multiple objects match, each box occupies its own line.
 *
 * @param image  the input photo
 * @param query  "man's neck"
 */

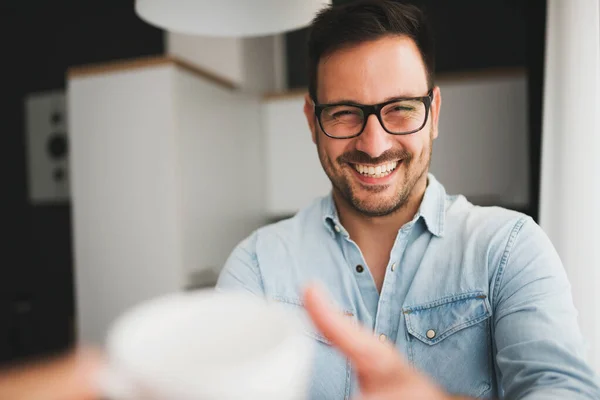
xmin=334 ymin=177 xmax=428 ymax=246
xmin=333 ymin=176 xmax=428 ymax=292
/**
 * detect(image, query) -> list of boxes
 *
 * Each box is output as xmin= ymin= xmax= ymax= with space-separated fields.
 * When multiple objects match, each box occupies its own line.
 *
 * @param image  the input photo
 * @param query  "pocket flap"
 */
xmin=403 ymin=292 xmax=491 ymax=345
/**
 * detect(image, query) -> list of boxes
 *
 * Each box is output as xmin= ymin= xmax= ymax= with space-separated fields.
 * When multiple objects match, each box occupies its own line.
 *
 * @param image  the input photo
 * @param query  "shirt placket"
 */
xmin=335 ymin=220 xmax=416 ymax=343
xmin=331 ymin=224 xmax=378 ymax=322
xmin=375 ymin=222 xmax=415 ymax=344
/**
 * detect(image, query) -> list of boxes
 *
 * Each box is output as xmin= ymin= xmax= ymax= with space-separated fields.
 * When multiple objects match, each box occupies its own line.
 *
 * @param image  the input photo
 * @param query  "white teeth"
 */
xmin=353 ymin=161 xmax=399 ymax=178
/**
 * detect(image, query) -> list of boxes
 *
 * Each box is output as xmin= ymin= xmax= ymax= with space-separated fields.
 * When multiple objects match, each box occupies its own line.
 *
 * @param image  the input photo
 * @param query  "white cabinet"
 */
xmin=68 ymin=58 xmax=265 ymax=344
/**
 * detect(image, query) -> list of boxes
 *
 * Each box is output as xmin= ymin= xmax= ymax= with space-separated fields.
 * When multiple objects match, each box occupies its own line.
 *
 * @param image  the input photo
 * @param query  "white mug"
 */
xmin=97 ymin=289 xmax=314 ymax=400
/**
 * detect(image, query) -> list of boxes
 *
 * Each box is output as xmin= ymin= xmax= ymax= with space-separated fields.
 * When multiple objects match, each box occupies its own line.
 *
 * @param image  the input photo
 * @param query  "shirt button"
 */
xmin=379 ymin=334 xmax=387 ymax=342
xmin=391 ymin=262 xmax=396 ymax=272
xmin=334 ymin=225 xmax=341 ymax=233
xmin=356 ymin=265 xmax=364 ymax=273
xmin=426 ymin=329 xmax=436 ymax=339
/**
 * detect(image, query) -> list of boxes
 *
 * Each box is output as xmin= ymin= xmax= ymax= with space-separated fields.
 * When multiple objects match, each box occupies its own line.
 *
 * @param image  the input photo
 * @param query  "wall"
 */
xmin=0 ymin=2 xmax=164 ymax=363
xmin=167 ymin=33 xmax=245 ymax=86
xmin=430 ymin=73 xmax=529 ymax=207
xmin=166 ymin=32 xmax=285 ymax=93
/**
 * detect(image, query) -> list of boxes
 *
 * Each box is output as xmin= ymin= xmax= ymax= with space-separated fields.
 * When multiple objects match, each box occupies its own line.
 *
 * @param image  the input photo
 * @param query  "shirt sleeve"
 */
xmin=215 ymin=232 xmax=265 ymax=296
xmin=492 ymin=217 xmax=600 ymax=399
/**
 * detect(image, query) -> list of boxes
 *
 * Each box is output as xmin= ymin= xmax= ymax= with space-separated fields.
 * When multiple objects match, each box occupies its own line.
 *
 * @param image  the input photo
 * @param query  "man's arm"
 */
xmin=215 ymin=233 xmax=265 ymax=296
xmin=492 ymin=217 xmax=600 ymax=399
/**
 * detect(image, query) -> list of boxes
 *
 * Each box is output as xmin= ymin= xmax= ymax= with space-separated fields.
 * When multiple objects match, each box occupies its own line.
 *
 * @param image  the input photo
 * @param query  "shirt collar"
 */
xmin=322 ymin=191 xmax=341 ymax=238
xmin=321 ymin=173 xmax=446 ymax=238
xmin=417 ymin=173 xmax=446 ymax=237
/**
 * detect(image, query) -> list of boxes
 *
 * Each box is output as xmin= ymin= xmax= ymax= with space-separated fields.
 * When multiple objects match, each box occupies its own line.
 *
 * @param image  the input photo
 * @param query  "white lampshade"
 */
xmin=135 ymin=0 xmax=331 ymax=37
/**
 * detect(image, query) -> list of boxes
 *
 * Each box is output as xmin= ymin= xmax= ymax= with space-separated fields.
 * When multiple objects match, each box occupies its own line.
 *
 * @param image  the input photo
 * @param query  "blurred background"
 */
xmin=0 ymin=0 xmax=598 ymax=374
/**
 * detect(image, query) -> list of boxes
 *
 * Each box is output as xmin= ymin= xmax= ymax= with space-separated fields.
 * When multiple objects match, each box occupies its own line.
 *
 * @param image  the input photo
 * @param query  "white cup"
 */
xmin=97 ymin=289 xmax=314 ymax=400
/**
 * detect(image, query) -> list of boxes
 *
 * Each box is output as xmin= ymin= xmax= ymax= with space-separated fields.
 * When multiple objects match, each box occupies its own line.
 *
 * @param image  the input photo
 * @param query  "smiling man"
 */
xmin=216 ymin=1 xmax=600 ymax=399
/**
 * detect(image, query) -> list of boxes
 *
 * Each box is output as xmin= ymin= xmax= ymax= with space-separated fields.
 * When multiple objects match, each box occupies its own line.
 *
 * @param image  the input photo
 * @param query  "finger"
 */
xmin=303 ymin=284 xmax=401 ymax=372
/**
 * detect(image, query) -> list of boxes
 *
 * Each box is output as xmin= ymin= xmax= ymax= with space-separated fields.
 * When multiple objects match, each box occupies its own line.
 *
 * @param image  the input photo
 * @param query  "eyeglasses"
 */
xmin=313 ymin=89 xmax=434 ymax=139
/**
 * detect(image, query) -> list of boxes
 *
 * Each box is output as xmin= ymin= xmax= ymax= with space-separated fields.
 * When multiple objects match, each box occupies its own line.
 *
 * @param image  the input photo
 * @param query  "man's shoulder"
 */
xmin=441 ymin=194 xmax=547 ymax=268
xmin=218 ymin=196 xmax=330 ymax=290
xmin=445 ymin=194 xmax=533 ymax=238
xmin=235 ymin=196 xmax=330 ymax=253
xmin=444 ymin=194 xmax=556 ymax=272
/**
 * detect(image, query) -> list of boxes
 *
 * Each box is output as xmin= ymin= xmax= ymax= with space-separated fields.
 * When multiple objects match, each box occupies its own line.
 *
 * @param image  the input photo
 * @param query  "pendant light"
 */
xmin=135 ymin=0 xmax=331 ymax=37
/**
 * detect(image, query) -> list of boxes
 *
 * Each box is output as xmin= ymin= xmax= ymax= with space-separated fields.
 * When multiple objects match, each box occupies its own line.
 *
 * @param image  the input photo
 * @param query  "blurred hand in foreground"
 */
xmin=0 ymin=347 xmax=102 ymax=400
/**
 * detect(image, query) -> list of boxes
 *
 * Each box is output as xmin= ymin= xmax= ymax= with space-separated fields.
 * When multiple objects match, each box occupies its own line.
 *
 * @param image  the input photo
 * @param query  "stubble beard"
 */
xmin=316 ymin=129 xmax=433 ymax=218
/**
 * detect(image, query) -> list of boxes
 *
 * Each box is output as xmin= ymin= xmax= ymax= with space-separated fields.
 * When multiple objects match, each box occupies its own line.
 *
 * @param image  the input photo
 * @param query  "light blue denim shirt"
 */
xmin=216 ymin=174 xmax=600 ymax=399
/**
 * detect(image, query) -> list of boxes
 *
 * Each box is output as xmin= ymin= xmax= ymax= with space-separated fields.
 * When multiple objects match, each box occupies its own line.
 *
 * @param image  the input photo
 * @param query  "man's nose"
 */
xmin=354 ymin=115 xmax=393 ymax=159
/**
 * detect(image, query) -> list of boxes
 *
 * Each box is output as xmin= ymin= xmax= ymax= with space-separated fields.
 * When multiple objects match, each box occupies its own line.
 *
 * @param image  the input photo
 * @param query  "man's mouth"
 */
xmin=350 ymin=161 xmax=399 ymax=179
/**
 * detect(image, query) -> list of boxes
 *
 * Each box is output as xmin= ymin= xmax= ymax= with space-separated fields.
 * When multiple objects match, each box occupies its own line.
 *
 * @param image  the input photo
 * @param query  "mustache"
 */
xmin=338 ymin=149 xmax=411 ymax=165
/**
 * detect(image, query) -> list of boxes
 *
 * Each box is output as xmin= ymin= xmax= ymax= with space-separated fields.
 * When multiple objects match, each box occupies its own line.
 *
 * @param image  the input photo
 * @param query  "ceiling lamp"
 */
xmin=135 ymin=0 xmax=331 ymax=37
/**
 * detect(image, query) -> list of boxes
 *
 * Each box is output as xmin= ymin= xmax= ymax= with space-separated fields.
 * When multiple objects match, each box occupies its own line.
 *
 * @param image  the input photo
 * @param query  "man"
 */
xmin=217 ymin=0 xmax=600 ymax=399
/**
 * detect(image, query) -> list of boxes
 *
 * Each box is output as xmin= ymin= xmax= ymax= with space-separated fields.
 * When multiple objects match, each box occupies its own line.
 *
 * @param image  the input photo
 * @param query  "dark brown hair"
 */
xmin=306 ymin=0 xmax=435 ymax=101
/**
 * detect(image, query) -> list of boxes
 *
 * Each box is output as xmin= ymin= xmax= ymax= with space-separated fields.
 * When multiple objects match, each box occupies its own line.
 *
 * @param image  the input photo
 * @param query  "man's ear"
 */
xmin=304 ymin=94 xmax=317 ymax=144
xmin=430 ymin=86 xmax=442 ymax=140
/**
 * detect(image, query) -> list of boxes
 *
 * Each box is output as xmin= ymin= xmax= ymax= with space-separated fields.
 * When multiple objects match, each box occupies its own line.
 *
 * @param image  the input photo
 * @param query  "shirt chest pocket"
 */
xmin=403 ymin=292 xmax=493 ymax=398
xmin=271 ymin=297 xmax=352 ymax=400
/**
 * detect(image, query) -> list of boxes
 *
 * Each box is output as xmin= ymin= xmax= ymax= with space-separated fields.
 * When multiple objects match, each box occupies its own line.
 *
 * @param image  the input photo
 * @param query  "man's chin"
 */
xmin=349 ymin=196 xmax=403 ymax=217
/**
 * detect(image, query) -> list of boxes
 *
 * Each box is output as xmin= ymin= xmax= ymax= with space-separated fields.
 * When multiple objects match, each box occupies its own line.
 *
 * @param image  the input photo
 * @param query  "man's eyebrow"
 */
xmin=321 ymin=93 xmax=423 ymax=105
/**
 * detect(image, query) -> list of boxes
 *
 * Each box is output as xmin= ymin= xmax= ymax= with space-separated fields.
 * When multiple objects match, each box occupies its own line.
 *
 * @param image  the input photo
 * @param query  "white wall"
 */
xmin=166 ymin=32 xmax=284 ymax=93
xmin=68 ymin=66 xmax=184 ymax=344
xmin=242 ymin=36 xmax=282 ymax=93
xmin=262 ymin=73 xmax=529 ymax=215
xmin=167 ymin=33 xmax=245 ymax=86
xmin=431 ymin=74 xmax=529 ymax=206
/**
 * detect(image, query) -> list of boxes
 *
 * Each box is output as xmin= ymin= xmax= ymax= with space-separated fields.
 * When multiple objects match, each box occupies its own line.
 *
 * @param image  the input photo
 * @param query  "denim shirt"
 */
xmin=216 ymin=174 xmax=600 ymax=399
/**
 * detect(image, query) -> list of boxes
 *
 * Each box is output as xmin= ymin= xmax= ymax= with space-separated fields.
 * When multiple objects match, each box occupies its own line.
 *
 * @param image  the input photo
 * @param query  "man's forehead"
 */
xmin=316 ymin=36 xmax=429 ymax=103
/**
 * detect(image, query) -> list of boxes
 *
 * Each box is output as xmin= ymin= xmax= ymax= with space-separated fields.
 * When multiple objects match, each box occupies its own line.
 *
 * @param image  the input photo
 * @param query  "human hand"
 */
xmin=303 ymin=285 xmax=470 ymax=400
xmin=0 ymin=347 xmax=103 ymax=400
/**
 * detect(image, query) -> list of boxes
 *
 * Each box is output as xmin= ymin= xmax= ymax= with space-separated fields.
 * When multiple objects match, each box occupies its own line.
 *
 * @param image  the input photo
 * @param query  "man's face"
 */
xmin=304 ymin=36 xmax=441 ymax=217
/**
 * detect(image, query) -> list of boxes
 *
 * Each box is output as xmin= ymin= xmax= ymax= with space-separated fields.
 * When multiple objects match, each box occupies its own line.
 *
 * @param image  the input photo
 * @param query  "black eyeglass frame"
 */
xmin=313 ymin=89 xmax=434 ymax=139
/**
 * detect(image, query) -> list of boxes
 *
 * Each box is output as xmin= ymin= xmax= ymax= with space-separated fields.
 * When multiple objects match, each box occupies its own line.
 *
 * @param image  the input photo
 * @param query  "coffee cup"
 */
xmin=97 ymin=289 xmax=314 ymax=399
